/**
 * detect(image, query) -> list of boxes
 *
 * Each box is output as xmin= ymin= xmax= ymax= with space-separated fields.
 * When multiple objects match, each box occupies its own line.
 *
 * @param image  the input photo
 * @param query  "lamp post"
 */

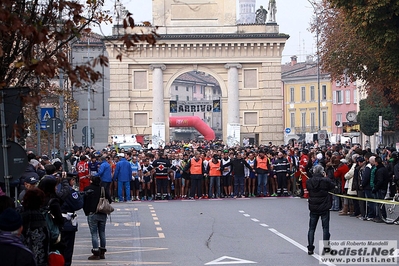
xmin=308 ymin=0 xmax=321 ymax=131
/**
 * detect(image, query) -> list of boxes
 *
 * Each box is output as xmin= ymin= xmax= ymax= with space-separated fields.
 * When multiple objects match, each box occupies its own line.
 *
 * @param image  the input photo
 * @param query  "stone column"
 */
xmin=149 ymin=64 xmax=166 ymax=148
xmin=224 ymin=63 xmax=242 ymax=147
xmin=225 ymin=63 xmax=242 ymax=124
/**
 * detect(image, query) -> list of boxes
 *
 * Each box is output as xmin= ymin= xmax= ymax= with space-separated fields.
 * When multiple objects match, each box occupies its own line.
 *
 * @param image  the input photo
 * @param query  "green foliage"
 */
xmin=358 ymin=94 xmax=394 ymax=136
xmin=316 ymin=0 xmax=399 ymax=106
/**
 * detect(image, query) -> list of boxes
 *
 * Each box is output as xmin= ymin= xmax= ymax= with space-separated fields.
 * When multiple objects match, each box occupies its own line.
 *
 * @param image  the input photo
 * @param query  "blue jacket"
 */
xmin=114 ymin=158 xmax=132 ymax=182
xmin=96 ymin=161 xmax=112 ymax=183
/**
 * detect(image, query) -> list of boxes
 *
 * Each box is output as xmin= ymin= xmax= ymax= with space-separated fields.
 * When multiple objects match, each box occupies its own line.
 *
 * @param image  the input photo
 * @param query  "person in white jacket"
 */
xmin=343 ymin=154 xmax=360 ymax=217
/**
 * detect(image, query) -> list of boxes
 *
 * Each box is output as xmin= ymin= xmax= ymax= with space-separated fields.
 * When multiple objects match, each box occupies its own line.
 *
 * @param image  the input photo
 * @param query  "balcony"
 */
xmin=294 ymin=126 xmax=319 ymax=134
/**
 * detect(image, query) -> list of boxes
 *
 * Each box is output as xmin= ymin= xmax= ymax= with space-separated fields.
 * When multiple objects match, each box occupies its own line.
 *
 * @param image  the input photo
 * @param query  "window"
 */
xmin=333 ymin=90 xmax=343 ymax=104
xmin=186 ymin=96 xmax=189 ymax=101
xmin=310 ymin=86 xmax=315 ymax=101
xmin=290 ymin=87 xmax=295 ymax=102
xmin=301 ymin=113 xmax=306 ymax=129
xmin=243 ymin=69 xmax=257 ymax=88
xmin=175 ymin=86 xmax=178 ymax=91
xmin=336 ymin=113 xmax=342 ymax=127
xmin=345 ymin=90 xmax=350 ymax=104
xmin=322 ymin=85 xmax=327 ymax=100
xmin=244 ymin=112 xmax=258 ymax=125
xmin=193 ymin=86 xmax=196 ymax=93
xmin=186 ymin=86 xmax=190 ymax=92
xmin=322 ymin=111 xmax=327 ymax=127
xmin=290 ymin=113 xmax=295 ymax=128
xmin=353 ymin=89 xmax=358 ymax=103
xmin=200 ymin=86 xmax=203 ymax=94
xmin=176 ymin=95 xmax=179 ymax=101
xmin=133 ymin=71 xmax=147 ymax=90
xmin=301 ymin=87 xmax=306 ymax=102
xmin=310 ymin=112 xmax=315 ymax=130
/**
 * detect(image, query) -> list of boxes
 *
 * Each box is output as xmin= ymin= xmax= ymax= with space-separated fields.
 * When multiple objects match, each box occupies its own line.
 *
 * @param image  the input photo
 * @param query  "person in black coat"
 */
xmin=0 ymin=208 xmax=37 ymax=266
xmin=37 ymin=176 xmax=64 ymax=252
xmin=222 ymin=152 xmax=254 ymax=198
xmin=83 ymin=176 xmax=112 ymax=260
xmin=306 ymin=165 xmax=335 ymax=255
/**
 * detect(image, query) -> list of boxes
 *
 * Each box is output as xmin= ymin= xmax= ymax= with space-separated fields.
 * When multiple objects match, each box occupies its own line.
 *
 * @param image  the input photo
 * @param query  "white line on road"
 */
xmin=268 ymin=228 xmax=336 ymax=266
xmin=239 ymin=210 xmax=245 ymax=213
xmin=251 ymin=218 xmax=259 ymax=222
xmin=259 ymin=223 xmax=269 ymax=227
xmin=243 ymin=214 xmax=250 ymax=217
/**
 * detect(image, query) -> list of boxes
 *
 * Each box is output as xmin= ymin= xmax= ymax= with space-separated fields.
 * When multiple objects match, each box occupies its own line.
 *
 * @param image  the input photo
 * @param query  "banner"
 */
xmin=170 ymin=101 xmax=177 ymax=113
xmin=213 ymin=99 xmax=221 ymax=112
xmin=170 ymin=100 xmax=221 ymax=113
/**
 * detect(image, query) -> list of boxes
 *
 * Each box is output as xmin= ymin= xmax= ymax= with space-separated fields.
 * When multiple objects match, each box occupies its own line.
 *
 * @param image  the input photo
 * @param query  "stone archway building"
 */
xmin=106 ymin=0 xmax=288 ymax=146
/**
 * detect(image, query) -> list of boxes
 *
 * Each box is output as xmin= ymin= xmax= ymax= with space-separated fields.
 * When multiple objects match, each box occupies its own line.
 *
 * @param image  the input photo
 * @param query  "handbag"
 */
xmin=96 ymin=187 xmax=114 ymax=215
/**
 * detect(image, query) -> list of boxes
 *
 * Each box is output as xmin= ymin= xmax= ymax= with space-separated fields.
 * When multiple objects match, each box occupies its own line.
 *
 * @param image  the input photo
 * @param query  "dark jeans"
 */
xmin=101 ymin=182 xmax=111 ymax=195
xmin=374 ymin=189 xmax=387 ymax=218
xmin=257 ymin=173 xmax=268 ymax=195
xmin=209 ymin=176 xmax=221 ymax=197
xmin=307 ymin=211 xmax=330 ymax=251
xmin=234 ymin=175 xmax=245 ymax=196
xmin=364 ymin=189 xmax=375 ymax=218
xmin=190 ymin=177 xmax=202 ymax=197
xmin=87 ymin=213 xmax=107 ymax=249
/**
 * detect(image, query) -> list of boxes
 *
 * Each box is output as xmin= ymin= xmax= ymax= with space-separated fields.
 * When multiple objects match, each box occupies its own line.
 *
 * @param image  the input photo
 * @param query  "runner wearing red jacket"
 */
xmin=299 ymin=149 xmax=309 ymax=198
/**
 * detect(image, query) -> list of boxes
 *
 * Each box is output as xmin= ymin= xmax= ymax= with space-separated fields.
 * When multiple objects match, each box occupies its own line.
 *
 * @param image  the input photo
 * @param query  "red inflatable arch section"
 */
xmin=169 ymin=116 xmax=216 ymax=141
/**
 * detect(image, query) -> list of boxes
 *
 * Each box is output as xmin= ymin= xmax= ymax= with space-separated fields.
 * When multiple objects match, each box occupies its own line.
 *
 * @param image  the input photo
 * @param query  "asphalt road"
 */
xmin=72 ymin=197 xmax=399 ymax=266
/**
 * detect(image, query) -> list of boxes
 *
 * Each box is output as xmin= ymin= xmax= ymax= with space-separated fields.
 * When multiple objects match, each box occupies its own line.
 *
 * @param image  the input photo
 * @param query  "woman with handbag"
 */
xmin=83 ymin=175 xmax=112 ymax=260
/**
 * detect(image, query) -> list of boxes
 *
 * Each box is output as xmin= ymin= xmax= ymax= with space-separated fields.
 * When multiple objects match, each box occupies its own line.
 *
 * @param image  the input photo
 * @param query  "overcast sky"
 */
xmin=97 ymin=0 xmax=315 ymax=64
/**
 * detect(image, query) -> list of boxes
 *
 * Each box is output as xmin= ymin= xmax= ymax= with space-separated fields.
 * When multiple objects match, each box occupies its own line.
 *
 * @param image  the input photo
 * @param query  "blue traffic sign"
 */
xmin=40 ymin=107 xmax=55 ymax=130
xmin=285 ymin=128 xmax=291 ymax=134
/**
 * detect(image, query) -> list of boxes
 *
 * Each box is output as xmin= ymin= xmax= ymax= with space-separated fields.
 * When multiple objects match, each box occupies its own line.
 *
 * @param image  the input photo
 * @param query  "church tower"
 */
xmin=238 ymin=0 xmax=256 ymax=24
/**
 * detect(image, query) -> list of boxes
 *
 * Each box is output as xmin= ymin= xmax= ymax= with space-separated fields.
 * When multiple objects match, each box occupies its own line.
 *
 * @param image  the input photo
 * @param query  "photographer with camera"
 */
xmin=56 ymin=172 xmax=84 ymax=266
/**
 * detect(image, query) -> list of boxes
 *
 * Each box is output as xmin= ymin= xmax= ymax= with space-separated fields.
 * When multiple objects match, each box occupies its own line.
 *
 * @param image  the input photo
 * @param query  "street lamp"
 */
xmin=308 ymin=0 xmax=321 ymax=131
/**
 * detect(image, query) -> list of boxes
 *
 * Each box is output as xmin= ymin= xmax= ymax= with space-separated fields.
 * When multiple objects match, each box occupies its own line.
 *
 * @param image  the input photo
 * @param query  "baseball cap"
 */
xmin=356 ymin=156 xmax=365 ymax=163
xmin=24 ymin=176 xmax=39 ymax=184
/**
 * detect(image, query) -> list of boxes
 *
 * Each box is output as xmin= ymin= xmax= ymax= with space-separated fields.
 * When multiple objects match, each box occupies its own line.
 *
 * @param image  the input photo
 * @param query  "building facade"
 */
xmin=106 ymin=0 xmax=288 ymax=147
xmin=282 ymin=56 xmax=332 ymax=144
xmin=71 ymin=34 xmax=110 ymax=149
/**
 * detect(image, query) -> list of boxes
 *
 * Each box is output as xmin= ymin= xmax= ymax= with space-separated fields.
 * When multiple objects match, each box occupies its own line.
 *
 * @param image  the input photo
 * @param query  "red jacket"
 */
xmin=334 ymin=163 xmax=349 ymax=192
xmin=299 ymin=154 xmax=308 ymax=178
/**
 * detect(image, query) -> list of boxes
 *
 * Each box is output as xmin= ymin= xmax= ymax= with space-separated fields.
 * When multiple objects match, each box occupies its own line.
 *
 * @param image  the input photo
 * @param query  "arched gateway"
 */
xmin=106 ymin=0 xmax=288 ymax=147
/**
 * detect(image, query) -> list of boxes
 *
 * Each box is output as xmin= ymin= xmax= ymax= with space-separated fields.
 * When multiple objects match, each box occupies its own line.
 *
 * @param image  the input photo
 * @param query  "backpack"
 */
xmin=41 ymin=198 xmax=61 ymax=244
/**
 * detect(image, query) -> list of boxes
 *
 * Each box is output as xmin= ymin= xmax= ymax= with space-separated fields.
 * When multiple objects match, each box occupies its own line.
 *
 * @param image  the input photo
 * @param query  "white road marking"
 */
xmin=243 ymin=214 xmax=250 ymax=217
xmin=268 ymin=228 xmax=336 ymax=266
xmin=205 ymin=256 xmax=256 ymax=265
xmin=259 ymin=223 xmax=269 ymax=227
xmin=251 ymin=218 xmax=259 ymax=222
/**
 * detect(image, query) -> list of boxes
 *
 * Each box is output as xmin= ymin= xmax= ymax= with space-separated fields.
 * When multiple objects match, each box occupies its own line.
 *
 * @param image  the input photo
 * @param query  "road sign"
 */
xmin=383 ymin=120 xmax=389 ymax=127
xmin=318 ymin=130 xmax=327 ymax=140
xmin=285 ymin=128 xmax=291 ymax=134
xmin=40 ymin=107 xmax=55 ymax=129
xmin=335 ymin=121 xmax=341 ymax=127
xmin=46 ymin=118 xmax=63 ymax=134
